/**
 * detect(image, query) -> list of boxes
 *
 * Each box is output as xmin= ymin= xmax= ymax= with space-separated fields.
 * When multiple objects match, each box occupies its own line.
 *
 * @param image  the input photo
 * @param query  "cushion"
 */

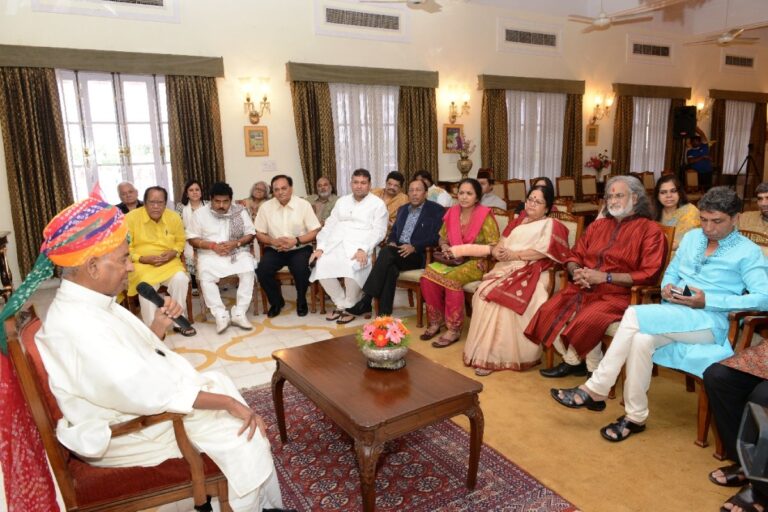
xmin=398 ymin=269 xmax=424 ymax=282
xmin=494 ymin=214 xmax=510 ymax=233
xmin=571 ymin=203 xmax=599 ymax=213
xmin=463 ymin=281 xmax=481 ymax=293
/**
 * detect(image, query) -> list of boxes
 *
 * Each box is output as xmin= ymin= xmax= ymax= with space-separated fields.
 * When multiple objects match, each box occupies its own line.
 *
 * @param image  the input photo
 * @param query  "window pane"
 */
xmin=166 ymin=163 xmax=174 ymax=202
xmin=161 ymin=123 xmax=171 ymax=164
xmin=92 ymin=123 xmax=122 ymax=165
xmin=131 ymin=164 xmax=159 ymax=199
xmin=157 ymin=80 xmax=168 ymax=123
xmin=67 ymin=123 xmax=85 ymax=166
xmin=97 ymin=166 xmax=123 ymax=204
xmin=87 ymin=80 xmax=117 ymax=123
xmin=126 ymin=124 xmax=154 ymax=163
xmin=60 ymin=79 xmax=80 ymax=123
xmin=122 ymin=80 xmax=150 ymax=123
xmin=70 ymin=166 xmax=90 ymax=201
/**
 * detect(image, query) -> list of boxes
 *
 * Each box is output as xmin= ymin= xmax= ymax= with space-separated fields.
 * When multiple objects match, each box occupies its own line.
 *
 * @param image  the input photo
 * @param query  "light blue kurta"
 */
xmin=632 ymin=228 xmax=768 ymax=377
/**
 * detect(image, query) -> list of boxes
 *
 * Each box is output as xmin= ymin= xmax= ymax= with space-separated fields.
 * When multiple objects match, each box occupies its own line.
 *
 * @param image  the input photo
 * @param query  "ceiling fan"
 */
xmin=568 ymin=0 xmax=686 ymax=31
xmin=684 ymin=27 xmax=760 ymax=46
xmin=359 ymin=0 xmax=443 ymax=14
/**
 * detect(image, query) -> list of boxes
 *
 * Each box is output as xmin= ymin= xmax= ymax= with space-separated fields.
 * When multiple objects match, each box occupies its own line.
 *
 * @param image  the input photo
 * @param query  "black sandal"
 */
xmin=721 ymin=485 xmax=766 ymax=512
xmin=600 ymin=415 xmax=646 ymax=442
xmin=336 ymin=313 xmax=355 ymax=325
xmin=173 ymin=326 xmax=197 ymax=337
xmin=710 ymin=464 xmax=747 ymax=488
xmin=326 ymin=309 xmax=342 ymax=321
xmin=551 ymin=387 xmax=606 ymax=411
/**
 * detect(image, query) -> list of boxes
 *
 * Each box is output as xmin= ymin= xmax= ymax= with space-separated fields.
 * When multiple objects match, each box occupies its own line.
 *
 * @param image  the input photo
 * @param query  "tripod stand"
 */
xmin=733 ymin=144 xmax=758 ymax=211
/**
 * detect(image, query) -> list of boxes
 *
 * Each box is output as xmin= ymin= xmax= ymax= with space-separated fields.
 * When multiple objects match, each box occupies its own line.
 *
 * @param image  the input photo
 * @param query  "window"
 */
xmin=57 ymin=70 xmax=172 ymax=204
xmin=722 ymin=100 xmax=756 ymax=174
xmin=505 ymin=90 xmax=566 ymax=182
xmin=329 ymin=83 xmax=398 ymax=194
xmin=629 ymin=97 xmax=670 ymax=176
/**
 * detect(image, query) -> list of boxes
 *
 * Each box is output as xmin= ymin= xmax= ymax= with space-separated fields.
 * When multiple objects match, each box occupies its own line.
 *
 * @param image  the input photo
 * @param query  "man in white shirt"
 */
xmin=255 ymin=175 xmax=321 ymax=318
xmin=187 ymin=182 xmax=256 ymax=334
xmin=413 ymin=169 xmax=453 ymax=208
xmin=477 ymin=169 xmax=508 ymax=210
xmin=310 ymin=169 xmax=388 ymax=323
xmin=28 ymin=195 xmax=286 ymax=512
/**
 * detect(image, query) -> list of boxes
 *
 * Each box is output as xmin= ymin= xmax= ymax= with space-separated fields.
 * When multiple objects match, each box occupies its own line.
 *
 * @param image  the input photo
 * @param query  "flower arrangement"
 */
xmin=585 ymin=150 xmax=613 ymax=172
xmin=357 ymin=316 xmax=411 ymax=349
xmin=455 ymin=135 xmax=476 ymax=159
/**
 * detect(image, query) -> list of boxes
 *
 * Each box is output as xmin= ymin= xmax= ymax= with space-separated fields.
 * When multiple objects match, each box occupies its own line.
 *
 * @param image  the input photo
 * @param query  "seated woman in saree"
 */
xmin=514 ymin=176 xmax=556 ymax=215
xmin=654 ymin=174 xmax=700 ymax=250
xmin=419 ymin=178 xmax=500 ymax=347
xmin=458 ymin=186 xmax=572 ymax=376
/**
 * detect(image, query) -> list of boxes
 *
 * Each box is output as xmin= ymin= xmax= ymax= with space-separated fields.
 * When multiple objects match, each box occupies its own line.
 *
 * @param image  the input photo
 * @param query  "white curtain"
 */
xmin=722 ymin=100 xmax=756 ymax=174
xmin=506 ymin=90 xmax=566 ymax=182
xmin=629 ymin=96 xmax=670 ymax=177
xmin=329 ymin=83 xmax=398 ymax=195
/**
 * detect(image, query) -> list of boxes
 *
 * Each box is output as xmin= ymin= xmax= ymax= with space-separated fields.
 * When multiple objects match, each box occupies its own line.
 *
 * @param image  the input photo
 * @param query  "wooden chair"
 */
xmin=256 ymin=242 xmax=322 ymax=315
xmin=685 ymin=169 xmax=703 ymax=203
xmin=491 ymin=182 xmax=508 ymax=207
xmin=463 ymin=209 xmax=512 ymax=316
xmin=503 ymin=179 xmax=527 ymax=210
xmin=196 ymin=246 xmax=261 ymax=320
xmin=558 ymin=176 xmax=599 ymax=215
xmin=394 ymin=248 xmax=435 ymax=327
xmin=580 ymin=175 xmax=599 ymax=202
xmin=640 ymin=171 xmax=656 ymax=193
xmin=5 ymin=308 xmax=232 ymax=512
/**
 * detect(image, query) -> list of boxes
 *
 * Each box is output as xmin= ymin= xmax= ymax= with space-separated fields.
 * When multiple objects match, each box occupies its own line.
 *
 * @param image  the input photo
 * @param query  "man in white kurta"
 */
xmin=187 ymin=182 xmax=256 ymax=333
xmin=310 ymin=169 xmax=388 ymax=319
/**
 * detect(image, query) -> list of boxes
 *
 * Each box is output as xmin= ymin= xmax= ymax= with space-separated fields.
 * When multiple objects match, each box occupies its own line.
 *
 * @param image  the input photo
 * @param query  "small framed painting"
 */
xmin=586 ymin=124 xmax=599 ymax=146
xmin=443 ymin=123 xmax=464 ymax=153
xmin=244 ymin=126 xmax=269 ymax=157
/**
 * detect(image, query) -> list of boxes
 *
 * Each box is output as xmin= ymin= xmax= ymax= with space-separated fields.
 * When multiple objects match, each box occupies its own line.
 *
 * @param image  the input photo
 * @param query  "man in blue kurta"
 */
xmin=551 ymin=187 xmax=768 ymax=442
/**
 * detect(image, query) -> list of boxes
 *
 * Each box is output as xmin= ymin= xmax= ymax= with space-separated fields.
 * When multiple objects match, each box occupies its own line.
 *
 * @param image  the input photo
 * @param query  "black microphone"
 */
xmin=136 ymin=281 xmax=193 ymax=331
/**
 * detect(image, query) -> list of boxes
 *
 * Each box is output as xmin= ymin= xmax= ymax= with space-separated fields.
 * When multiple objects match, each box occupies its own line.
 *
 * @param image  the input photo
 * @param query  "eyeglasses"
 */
xmin=605 ymin=193 xmax=628 ymax=201
xmin=659 ymin=189 xmax=678 ymax=195
xmin=526 ymin=197 xmax=546 ymax=206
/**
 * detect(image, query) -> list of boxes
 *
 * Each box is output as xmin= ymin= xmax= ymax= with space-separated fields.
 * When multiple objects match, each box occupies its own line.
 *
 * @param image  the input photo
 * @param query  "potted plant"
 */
xmin=356 ymin=316 xmax=411 ymax=370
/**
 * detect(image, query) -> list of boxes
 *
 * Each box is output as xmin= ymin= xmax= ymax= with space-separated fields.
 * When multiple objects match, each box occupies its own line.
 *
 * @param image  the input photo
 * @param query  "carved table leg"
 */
xmin=465 ymin=399 xmax=484 ymax=489
xmin=354 ymin=437 xmax=384 ymax=512
xmin=271 ymin=369 xmax=287 ymax=443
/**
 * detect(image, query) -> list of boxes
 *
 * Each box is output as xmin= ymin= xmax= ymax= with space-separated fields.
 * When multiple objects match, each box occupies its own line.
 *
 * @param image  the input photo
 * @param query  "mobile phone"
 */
xmin=671 ymin=285 xmax=692 ymax=297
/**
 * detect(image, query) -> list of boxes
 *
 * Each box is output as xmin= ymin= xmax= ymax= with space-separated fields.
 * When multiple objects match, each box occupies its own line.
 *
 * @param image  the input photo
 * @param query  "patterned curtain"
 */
xmin=710 ymin=99 xmax=727 ymax=172
xmin=561 ymin=93 xmax=583 ymax=197
xmin=0 ymin=67 xmax=73 ymax=276
xmin=290 ymin=81 xmax=337 ymax=194
xmin=611 ymin=95 xmax=634 ymax=175
xmin=397 ymin=86 xmax=437 ymax=183
xmin=481 ymin=89 xmax=508 ymax=178
xmin=663 ymin=98 xmax=686 ymax=176
xmin=166 ymin=75 xmax=225 ymax=200
xmin=749 ymin=102 xmax=766 ymax=186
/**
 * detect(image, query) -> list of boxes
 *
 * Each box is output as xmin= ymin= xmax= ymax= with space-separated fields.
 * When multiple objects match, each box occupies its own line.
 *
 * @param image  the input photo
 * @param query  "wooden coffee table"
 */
xmin=271 ymin=335 xmax=484 ymax=512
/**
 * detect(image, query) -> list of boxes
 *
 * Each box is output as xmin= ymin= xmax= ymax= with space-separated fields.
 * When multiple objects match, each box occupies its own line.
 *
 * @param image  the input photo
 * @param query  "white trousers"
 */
xmin=137 ymin=271 xmax=190 ymax=326
xmin=555 ymin=337 xmax=603 ymax=372
xmin=230 ymin=461 xmax=283 ymax=511
xmin=320 ymin=277 xmax=362 ymax=310
xmin=199 ymin=271 xmax=254 ymax=320
xmin=585 ymin=307 xmax=714 ymax=423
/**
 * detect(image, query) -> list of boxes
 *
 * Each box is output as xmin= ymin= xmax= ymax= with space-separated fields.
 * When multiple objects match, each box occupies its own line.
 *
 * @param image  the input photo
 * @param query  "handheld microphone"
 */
xmin=136 ymin=281 xmax=193 ymax=331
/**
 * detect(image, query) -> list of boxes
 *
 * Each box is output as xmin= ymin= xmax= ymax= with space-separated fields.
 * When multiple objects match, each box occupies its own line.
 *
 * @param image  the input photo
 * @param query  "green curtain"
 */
xmin=166 ymin=75 xmax=225 ymax=199
xmin=663 ymin=98 xmax=686 ymax=175
xmin=560 ymin=93 xmax=583 ymax=198
xmin=611 ymin=95 xmax=634 ymax=175
xmin=289 ymin=81 xmax=337 ymax=194
xmin=397 ymin=86 xmax=437 ymax=183
xmin=0 ymin=67 xmax=72 ymax=276
xmin=480 ymin=89 xmax=508 ymax=178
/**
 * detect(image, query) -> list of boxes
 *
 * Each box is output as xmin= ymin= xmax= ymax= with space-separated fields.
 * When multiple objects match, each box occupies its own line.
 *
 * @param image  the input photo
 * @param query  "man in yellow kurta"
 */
xmin=371 ymin=171 xmax=409 ymax=227
xmin=126 ymin=186 xmax=193 ymax=335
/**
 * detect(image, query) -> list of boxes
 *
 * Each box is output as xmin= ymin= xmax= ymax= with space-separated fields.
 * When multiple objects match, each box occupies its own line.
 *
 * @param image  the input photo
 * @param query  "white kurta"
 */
xmin=186 ymin=205 xmax=256 ymax=280
xmin=35 ymin=280 xmax=274 ymax=500
xmin=310 ymin=193 xmax=388 ymax=287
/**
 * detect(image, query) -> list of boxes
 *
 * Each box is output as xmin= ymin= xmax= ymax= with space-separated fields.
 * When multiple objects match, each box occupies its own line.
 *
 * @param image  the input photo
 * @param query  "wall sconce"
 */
xmin=240 ymin=77 xmax=271 ymax=125
xmin=590 ymin=94 xmax=614 ymax=125
xmin=696 ymin=98 xmax=713 ymax=121
xmin=448 ymin=93 xmax=470 ymax=124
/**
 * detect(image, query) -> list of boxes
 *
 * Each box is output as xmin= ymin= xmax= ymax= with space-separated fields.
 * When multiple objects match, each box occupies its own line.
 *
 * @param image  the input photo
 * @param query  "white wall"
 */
xmin=0 ymin=0 xmax=767 ymax=283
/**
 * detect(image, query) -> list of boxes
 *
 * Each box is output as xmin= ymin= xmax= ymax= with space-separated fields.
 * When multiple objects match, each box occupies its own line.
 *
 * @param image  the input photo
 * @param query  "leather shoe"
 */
xmin=267 ymin=299 xmax=285 ymax=318
xmin=297 ymin=302 xmax=308 ymax=317
xmin=346 ymin=299 xmax=372 ymax=316
xmin=539 ymin=361 xmax=588 ymax=378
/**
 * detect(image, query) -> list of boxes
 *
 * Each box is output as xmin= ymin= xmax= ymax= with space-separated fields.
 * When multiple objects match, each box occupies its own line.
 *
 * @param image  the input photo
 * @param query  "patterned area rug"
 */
xmin=242 ymin=383 xmax=578 ymax=511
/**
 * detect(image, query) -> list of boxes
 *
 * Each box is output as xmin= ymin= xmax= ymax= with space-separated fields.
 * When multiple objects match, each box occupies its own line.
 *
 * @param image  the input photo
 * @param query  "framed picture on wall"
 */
xmin=244 ymin=126 xmax=269 ymax=157
xmin=443 ymin=123 xmax=464 ymax=153
xmin=585 ymin=124 xmax=599 ymax=146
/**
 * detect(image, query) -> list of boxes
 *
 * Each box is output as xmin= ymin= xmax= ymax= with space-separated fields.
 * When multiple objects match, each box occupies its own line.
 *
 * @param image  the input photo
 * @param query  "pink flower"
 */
xmin=386 ymin=325 xmax=405 ymax=344
xmin=362 ymin=323 xmax=376 ymax=341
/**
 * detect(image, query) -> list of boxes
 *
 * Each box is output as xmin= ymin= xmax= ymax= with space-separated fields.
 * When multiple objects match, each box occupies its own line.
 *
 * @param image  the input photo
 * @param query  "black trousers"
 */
xmin=256 ymin=245 xmax=312 ymax=307
xmin=363 ymin=246 xmax=422 ymax=316
xmin=703 ymin=363 xmax=768 ymax=462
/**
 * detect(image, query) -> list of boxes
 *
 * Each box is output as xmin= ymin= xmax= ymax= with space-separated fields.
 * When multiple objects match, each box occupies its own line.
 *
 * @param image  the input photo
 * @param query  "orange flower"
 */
xmin=373 ymin=332 xmax=389 ymax=347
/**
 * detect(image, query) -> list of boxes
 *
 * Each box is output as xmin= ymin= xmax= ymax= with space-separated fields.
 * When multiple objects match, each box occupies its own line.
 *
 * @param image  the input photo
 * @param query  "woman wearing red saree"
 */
xmin=420 ymin=178 xmax=500 ymax=347
xmin=461 ymin=186 xmax=572 ymax=376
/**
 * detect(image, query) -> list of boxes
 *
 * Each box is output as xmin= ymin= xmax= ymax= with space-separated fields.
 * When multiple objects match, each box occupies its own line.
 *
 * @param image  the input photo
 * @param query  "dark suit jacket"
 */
xmin=388 ymin=199 xmax=443 ymax=266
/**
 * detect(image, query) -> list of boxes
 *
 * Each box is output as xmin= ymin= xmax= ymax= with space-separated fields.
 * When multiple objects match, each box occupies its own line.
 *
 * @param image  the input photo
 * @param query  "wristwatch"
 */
xmin=295 ymin=236 xmax=301 ymax=247
xmin=606 ymin=272 xmax=613 ymax=284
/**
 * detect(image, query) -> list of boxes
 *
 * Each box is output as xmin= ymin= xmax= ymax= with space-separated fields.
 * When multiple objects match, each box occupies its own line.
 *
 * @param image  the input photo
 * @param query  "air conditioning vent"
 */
xmin=632 ymin=43 xmax=670 ymax=57
xmin=725 ymin=55 xmax=754 ymax=68
xmin=505 ymin=29 xmax=557 ymax=48
xmin=325 ymin=7 xmax=400 ymax=31
xmin=105 ymin=0 xmax=163 ymax=5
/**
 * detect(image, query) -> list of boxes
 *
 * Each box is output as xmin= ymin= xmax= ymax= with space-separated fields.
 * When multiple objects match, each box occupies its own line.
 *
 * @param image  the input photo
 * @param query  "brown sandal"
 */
xmin=432 ymin=331 xmax=461 ymax=348
xmin=419 ymin=324 xmax=443 ymax=341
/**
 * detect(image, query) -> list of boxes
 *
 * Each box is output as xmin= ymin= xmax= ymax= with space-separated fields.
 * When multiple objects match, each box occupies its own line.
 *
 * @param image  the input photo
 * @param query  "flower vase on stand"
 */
xmin=357 ymin=316 xmax=410 ymax=371
xmin=457 ymin=154 xmax=473 ymax=180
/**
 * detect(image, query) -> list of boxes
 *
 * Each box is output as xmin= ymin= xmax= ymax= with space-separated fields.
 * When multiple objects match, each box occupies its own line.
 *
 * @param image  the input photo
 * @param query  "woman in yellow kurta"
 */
xmin=420 ymin=178 xmax=500 ymax=347
xmin=654 ymin=175 xmax=700 ymax=249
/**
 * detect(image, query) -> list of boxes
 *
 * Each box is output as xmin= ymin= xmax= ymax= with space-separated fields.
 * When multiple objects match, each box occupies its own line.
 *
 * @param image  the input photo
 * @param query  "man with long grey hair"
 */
xmin=552 ymin=187 xmax=768 ymax=443
xmin=526 ymin=175 xmax=667 ymax=378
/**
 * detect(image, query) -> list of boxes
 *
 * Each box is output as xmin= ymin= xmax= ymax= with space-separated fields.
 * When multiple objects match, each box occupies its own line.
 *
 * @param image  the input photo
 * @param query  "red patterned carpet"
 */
xmin=242 ymin=383 xmax=578 ymax=511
